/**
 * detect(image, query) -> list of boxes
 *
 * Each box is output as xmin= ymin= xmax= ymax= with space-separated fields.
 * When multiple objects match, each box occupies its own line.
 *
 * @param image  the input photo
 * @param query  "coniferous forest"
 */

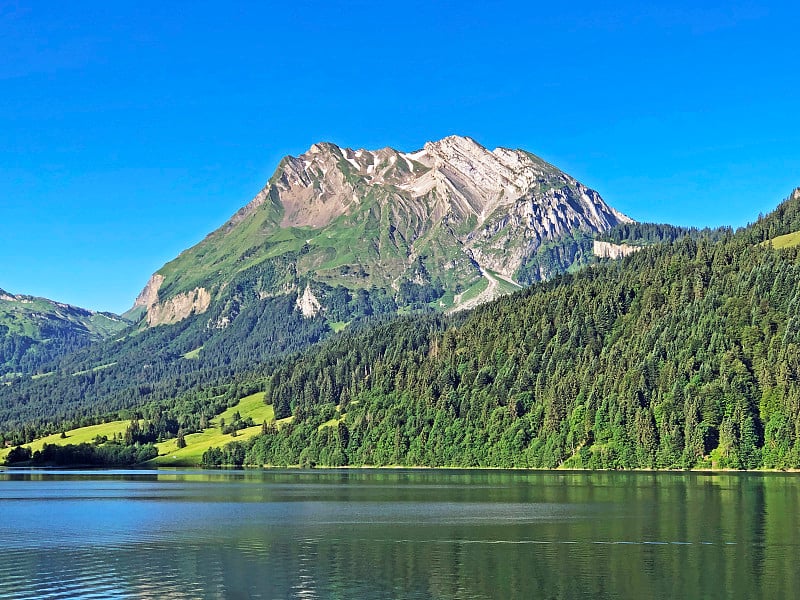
xmin=232 ymin=190 xmax=800 ymax=469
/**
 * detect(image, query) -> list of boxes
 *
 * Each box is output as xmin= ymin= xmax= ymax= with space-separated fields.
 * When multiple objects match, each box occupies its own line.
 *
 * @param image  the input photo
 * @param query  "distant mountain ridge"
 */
xmin=0 ymin=289 xmax=128 ymax=376
xmin=132 ymin=135 xmax=631 ymax=326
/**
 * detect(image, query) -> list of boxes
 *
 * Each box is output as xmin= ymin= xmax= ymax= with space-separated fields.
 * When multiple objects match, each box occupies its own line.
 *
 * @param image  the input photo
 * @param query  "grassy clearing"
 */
xmin=317 ymin=401 xmax=357 ymax=431
xmin=455 ymin=278 xmax=489 ymax=304
xmin=486 ymin=269 xmax=522 ymax=295
xmin=329 ymin=321 xmax=349 ymax=333
xmin=148 ymin=392 xmax=276 ymax=466
xmin=72 ymin=362 xmax=117 ymax=376
xmin=765 ymin=231 xmax=800 ymax=249
xmin=182 ymin=346 xmax=203 ymax=360
xmin=318 ymin=416 xmax=343 ymax=430
xmin=148 ymin=424 xmax=265 ymax=466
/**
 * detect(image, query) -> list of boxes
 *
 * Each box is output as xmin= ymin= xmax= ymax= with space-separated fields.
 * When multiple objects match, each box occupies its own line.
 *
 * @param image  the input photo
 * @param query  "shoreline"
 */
xmin=4 ymin=463 xmax=799 ymax=474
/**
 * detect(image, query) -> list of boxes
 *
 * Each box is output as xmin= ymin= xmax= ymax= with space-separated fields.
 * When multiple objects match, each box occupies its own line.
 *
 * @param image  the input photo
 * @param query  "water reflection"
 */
xmin=0 ymin=469 xmax=797 ymax=599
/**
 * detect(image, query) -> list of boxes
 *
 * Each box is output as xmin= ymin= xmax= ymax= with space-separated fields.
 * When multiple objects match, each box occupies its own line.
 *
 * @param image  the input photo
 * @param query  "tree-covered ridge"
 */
xmin=0 ymin=251 xmax=413 ymax=435
xmin=211 ymin=189 xmax=800 ymax=470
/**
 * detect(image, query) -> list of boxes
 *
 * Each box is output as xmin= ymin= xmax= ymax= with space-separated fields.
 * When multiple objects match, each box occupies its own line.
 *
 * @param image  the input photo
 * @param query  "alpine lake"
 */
xmin=1 ymin=468 xmax=797 ymax=599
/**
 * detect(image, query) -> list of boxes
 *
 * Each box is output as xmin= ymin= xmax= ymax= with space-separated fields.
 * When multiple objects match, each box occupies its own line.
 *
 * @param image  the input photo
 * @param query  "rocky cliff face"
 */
xmin=132 ymin=136 xmax=633 ymax=326
xmin=295 ymin=284 xmax=322 ymax=318
xmin=593 ymin=240 xmax=643 ymax=260
xmin=132 ymin=273 xmax=212 ymax=326
xmin=132 ymin=274 xmax=164 ymax=311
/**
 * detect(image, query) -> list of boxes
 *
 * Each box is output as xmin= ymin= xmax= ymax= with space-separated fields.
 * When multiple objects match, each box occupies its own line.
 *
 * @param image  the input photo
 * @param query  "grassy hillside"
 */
xmin=766 ymin=230 xmax=800 ymax=249
xmin=0 ymin=420 xmax=129 ymax=462
xmin=1 ymin=392 xmax=283 ymax=467
xmin=148 ymin=392 xmax=277 ymax=466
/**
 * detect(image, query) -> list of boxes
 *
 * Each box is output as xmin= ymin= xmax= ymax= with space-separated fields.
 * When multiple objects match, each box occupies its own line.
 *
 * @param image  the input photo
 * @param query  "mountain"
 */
xmin=0 ymin=136 xmax=634 ymax=434
xmin=0 ymin=289 xmax=128 ymax=376
xmin=214 ymin=188 xmax=800 ymax=470
xmin=131 ymin=135 xmax=631 ymax=326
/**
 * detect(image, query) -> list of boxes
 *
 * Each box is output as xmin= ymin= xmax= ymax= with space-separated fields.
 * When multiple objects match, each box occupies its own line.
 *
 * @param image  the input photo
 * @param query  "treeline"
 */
xmin=5 ymin=442 xmax=158 ymax=466
xmin=598 ymin=222 xmax=732 ymax=245
xmin=196 ymin=189 xmax=800 ymax=470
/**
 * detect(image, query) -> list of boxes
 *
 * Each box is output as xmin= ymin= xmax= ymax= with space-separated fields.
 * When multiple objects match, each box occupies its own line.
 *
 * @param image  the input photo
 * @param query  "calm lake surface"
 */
xmin=0 ymin=469 xmax=798 ymax=599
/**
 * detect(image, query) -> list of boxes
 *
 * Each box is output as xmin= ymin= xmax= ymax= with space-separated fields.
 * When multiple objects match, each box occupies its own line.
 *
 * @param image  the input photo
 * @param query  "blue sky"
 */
xmin=1 ymin=1 xmax=799 ymax=312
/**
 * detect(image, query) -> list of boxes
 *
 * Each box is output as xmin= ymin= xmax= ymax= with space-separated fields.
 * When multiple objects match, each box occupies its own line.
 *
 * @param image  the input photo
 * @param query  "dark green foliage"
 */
xmin=599 ymin=222 xmax=732 ymax=245
xmin=202 ymin=442 xmax=246 ymax=467
xmin=515 ymin=233 xmax=594 ymax=285
xmin=0 ymin=327 xmax=84 ymax=376
xmin=233 ymin=190 xmax=800 ymax=470
xmin=5 ymin=445 xmax=32 ymax=463
xmin=4 ymin=442 xmax=157 ymax=466
xmin=0 ymin=293 xmax=129 ymax=376
xmin=397 ymin=280 xmax=445 ymax=307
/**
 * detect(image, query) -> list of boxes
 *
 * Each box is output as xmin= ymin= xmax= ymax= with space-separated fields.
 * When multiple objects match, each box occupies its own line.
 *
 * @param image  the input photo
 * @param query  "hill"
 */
xmin=205 ymin=188 xmax=800 ymax=470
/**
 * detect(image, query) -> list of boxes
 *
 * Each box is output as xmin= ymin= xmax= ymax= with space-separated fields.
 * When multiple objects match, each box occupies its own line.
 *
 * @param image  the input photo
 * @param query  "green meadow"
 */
xmin=0 ymin=420 xmax=129 ymax=462
xmin=766 ymin=230 xmax=800 ymax=249
xmin=148 ymin=392 xmax=277 ymax=466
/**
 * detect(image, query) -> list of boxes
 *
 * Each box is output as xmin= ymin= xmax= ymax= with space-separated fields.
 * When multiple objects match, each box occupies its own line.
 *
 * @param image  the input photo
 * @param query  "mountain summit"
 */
xmin=132 ymin=136 xmax=631 ymax=325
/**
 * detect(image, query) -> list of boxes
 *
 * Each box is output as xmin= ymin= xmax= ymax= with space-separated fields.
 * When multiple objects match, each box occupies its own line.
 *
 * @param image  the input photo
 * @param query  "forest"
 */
xmin=0 ymin=254 xmax=410 ymax=438
xmin=208 ymin=190 xmax=800 ymax=469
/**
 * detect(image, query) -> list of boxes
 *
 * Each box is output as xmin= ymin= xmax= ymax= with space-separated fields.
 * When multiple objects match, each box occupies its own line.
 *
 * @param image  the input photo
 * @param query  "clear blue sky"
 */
xmin=2 ymin=1 xmax=799 ymax=312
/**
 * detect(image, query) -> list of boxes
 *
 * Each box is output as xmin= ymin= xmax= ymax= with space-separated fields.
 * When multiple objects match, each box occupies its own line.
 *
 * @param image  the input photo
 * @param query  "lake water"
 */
xmin=0 ymin=469 xmax=797 ymax=599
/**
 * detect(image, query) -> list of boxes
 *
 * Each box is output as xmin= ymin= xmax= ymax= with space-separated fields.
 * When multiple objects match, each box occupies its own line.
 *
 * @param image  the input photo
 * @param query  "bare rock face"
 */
xmin=264 ymin=135 xmax=631 ymax=280
xmin=132 ymin=272 xmax=212 ymax=327
xmin=145 ymin=287 xmax=211 ymax=326
xmin=271 ymin=135 xmax=630 ymax=233
xmin=295 ymin=284 xmax=322 ymax=318
xmin=593 ymin=241 xmax=642 ymax=260
xmin=133 ymin=274 xmax=164 ymax=310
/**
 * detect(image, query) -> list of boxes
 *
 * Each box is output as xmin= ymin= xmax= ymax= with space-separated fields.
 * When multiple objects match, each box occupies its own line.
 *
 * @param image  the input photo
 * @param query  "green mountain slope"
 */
xmin=195 ymin=188 xmax=800 ymax=470
xmin=0 ymin=289 xmax=128 ymax=376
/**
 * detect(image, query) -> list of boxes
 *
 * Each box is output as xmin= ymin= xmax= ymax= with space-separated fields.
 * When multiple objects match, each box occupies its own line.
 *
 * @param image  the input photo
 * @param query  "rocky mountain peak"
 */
xmin=133 ymin=135 xmax=633 ymax=325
